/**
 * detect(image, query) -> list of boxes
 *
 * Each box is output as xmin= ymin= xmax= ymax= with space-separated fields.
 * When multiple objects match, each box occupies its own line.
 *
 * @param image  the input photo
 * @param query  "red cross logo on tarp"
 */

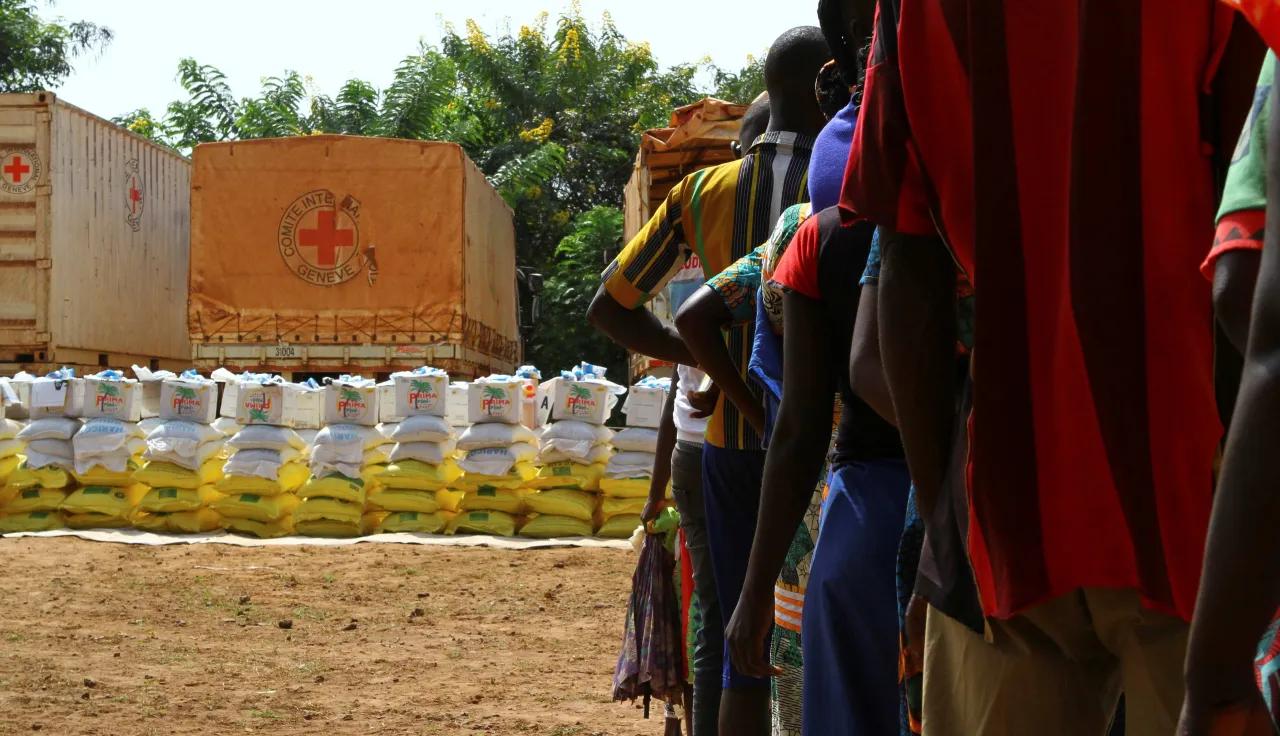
xmin=128 ymin=176 xmax=141 ymax=214
xmin=3 ymin=155 xmax=30 ymax=184
xmin=299 ymin=210 xmax=355 ymax=267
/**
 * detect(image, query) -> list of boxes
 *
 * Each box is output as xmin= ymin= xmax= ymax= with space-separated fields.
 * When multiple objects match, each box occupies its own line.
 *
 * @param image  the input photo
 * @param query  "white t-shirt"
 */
xmin=674 ymin=365 xmax=708 ymax=445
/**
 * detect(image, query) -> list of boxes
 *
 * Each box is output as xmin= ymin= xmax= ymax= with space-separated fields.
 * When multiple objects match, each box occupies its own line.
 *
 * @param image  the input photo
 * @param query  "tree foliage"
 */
xmin=0 ymin=0 xmax=112 ymax=93
xmin=117 ymin=7 xmax=765 ymax=375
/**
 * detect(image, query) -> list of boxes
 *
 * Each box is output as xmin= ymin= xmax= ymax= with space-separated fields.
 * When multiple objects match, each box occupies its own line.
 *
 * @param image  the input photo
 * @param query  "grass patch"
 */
xmin=404 ymin=567 xmax=422 ymax=577
xmin=322 ymin=572 xmax=338 ymax=583
xmin=292 ymin=605 xmax=330 ymax=621
xmin=6 ymin=634 xmax=22 ymax=643
xmin=250 ymin=710 xmax=290 ymax=720
xmin=549 ymin=728 xmax=582 ymax=736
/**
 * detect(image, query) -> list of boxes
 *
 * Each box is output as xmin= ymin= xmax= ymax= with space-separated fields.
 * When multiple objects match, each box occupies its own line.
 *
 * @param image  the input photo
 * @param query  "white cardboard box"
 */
xmin=160 ymin=378 xmax=219 ymax=423
xmin=622 ymin=385 xmax=667 ymax=429
xmin=82 ymin=377 xmax=144 ymax=422
xmin=30 ymin=377 xmax=84 ymax=418
xmin=446 ymin=384 xmax=470 ymax=428
xmin=551 ymin=380 xmax=614 ymax=425
xmin=378 ymin=382 xmax=404 ymax=424
xmin=393 ymin=373 xmax=448 ymax=417
xmin=467 ymin=379 xmax=522 ymax=424
xmin=235 ymin=383 xmax=321 ymax=428
xmin=323 ymin=382 xmax=378 ymax=426
xmin=139 ymin=379 xmax=163 ymax=418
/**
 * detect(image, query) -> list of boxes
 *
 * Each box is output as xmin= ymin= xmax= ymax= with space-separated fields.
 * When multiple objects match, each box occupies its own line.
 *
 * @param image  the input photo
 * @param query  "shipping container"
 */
xmin=0 ymin=92 xmax=193 ymax=374
xmin=622 ymin=98 xmax=746 ymax=381
xmin=188 ymin=135 xmax=519 ymax=379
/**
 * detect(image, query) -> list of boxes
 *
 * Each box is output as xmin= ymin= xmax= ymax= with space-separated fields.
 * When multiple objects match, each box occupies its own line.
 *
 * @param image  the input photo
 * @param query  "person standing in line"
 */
xmin=588 ymin=27 xmax=832 ymax=736
xmin=841 ymin=0 xmax=1263 ymax=734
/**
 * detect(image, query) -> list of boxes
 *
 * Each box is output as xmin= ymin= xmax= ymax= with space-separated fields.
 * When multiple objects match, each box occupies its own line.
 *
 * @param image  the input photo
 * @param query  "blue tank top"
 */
xmin=808 ymin=99 xmax=858 ymax=212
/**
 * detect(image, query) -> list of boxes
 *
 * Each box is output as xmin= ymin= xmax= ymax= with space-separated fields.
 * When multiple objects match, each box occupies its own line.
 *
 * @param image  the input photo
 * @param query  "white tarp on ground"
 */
xmin=1 ymin=528 xmax=632 ymax=550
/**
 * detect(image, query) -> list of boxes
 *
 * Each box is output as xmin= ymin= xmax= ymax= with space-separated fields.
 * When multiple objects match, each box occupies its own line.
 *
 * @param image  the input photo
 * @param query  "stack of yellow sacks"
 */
xmin=63 ymin=418 xmax=148 ymax=529
xmin=1 ymin=417 xmax=81 ymax=532
xmin=136 ymin=418 xmax=228 ymax=533
xmin=452 ymin=419 xmax=537 ymax=537
xmin=0 ymin=417 xmax=61 ymax=533
xmin=212 ymin=422 xmax=309 ymax=539
xmin=368 ymin=414 xmax=459 ymax=534
xmin=597 ymin=426 xmax=663 ymax=539
xmin=523 ymin=419 xmax=613 ymax=539
xmin=296 ymin=423 xmax=389 ymax=537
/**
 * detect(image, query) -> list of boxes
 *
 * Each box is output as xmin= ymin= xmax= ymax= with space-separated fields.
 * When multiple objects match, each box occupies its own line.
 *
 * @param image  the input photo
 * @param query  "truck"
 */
xmin=188 ymin=135 xmax=520 ymax=380
xmin=622 ymin=98 xmax=748 ymax=381
xmin=0 ymin=92 xmax=193 ymax=375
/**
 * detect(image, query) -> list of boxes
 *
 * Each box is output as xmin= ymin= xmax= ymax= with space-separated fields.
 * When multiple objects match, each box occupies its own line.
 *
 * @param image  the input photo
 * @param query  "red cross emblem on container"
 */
xmin=278 ymin=189 xmax=364 ymax=287
xmin=0 ymin=150 xmax=41 ymax=195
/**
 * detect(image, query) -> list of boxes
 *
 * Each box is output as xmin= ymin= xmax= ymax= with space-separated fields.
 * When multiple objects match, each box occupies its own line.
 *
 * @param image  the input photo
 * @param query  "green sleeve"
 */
xmin=1219 ymin=51 xmax=1275 ymax=222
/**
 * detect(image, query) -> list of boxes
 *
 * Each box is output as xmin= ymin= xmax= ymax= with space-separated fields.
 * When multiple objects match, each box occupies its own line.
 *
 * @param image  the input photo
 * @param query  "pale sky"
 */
xmin=46 ymin=0 xmax=809 ymax=123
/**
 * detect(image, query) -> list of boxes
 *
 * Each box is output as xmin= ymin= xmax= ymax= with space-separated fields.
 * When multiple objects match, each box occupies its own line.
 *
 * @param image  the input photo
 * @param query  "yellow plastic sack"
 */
xmin=366 ymin=488 xmax=439 ymax=514
xmin=8 ymin=462 xmax=70 ymax=490
xmin=0 ymin=510 xmax=65 ymax=533
xmin=600 ymin=477 xmax=652 ymax=499
xmin=459 ymin=487 xmax=528 ymax=515
xmin=294 ymin=496 xmax=363 ymax=525
xmin=298 ymin=474 xmax=367 ymax=504
xmin=61 ymin=484 xmax=148 ymax=519
xmin=4 ymin=487 xmax=68 ymax=514
xmin=163 ymin=508 xmax=223 ymax=533
xmin=599 ymin=496 xmax=646 ymax=521
xmin=137 ymin=485 xmax=224 ymax=514
xmin=134 ymin=459 xmax=222 ymax=490
xmin=0 ymin=454 xmax=21 ymax=484
xmin=211 ymin=492 xmax=299 ymax=523
xmin=524 ymin=489 xmax=596 ymax=522
xmin=456 ymin=462 xmax=537 ymax=492
xmin=447 ymin=509 xmax=517 ymax=537
xmin=72 ymin=458 xmax=143 ymax=488
xmin=435 ymin=488 xmax=465 ymax=512
xmin=361 ymin=510 xmax=388 ymax=535
xmin=215 ymin=462 xmax=308 ymax=496
xmin=377 ymin=510 xmax=450 ymax=534
xmin=362 ymin=464 xmax=386 ymax=488
xmin=528 ymin=462 xmax=605 ymax=491
xmin=519 ymin=514 xmax=594 ymax=539
xmin=294 ymin=519 xmax=362 ymax=538
xmin=222 ymin=515 xmax=294 ymax=538
xmin=131 ymin=512 xmax=168 ymax=532
xmin=596 ymin=513 xmax=643 ymax=539
xmin=65 ymin=512 xmax=133 ymax=529
xmin=375 ymin=459 xmax=461 ymax=491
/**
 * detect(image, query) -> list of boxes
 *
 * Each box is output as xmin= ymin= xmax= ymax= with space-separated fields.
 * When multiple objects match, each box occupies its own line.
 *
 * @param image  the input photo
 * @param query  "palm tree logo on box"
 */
xmin=336 ymin=388 xmax=368 ymax=420
xmin=407 ymin=380 xmax=440 ymax=412
xmin=242 ymin=391 xmax=273 ymax=423
xmin=95 ymin=384 xmax=124 ymax=415
xmin=564 ymin=385 xmax=599 ymax=417
xmin=169 ymin=386 xmax=202 ymax=417
xmin=480 ymin=386 xmax=511 ymax=416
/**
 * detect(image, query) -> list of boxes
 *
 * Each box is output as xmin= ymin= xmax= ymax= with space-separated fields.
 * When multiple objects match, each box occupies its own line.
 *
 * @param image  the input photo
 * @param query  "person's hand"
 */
xmin=904 ymin=594 xmax=927 ymax=670
xmin=640 ymin=495 xmax=664 ymax=524
xmin=686 ymin=384 xmax=720 ymax=418
xmin=725 ymin=584 xmax=780 ymax=679
xmin=1177 ymin=693 xmax=1274 ymax=736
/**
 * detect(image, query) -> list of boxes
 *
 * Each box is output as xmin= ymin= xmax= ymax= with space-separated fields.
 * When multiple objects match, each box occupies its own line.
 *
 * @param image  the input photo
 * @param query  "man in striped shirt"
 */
xmin=842 ymin=1 xmax=1263 ymax=734
xmin=588 ymin=26 xmax=830 ymax=736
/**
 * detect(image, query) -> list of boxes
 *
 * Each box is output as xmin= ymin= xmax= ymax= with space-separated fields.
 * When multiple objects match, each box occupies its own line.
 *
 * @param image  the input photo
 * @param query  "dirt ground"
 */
xmin=0 ymin=537 xmax=670 ymax=736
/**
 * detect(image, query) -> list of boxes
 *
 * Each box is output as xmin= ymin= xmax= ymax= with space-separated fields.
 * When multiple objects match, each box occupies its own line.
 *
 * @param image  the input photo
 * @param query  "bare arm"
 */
xmin=850 ymin=283 xmax=896 ymax=425
xmin=878 ymin=227 xmax=956 ymax=521
xmin=587 ymin=286 xmax=696 ymax=366
xmin=642 ymin=369 xmax=680 ymax=523
xmin=674 ymin=286 xmax=766 ymax=435
xmin=727 ymin=291 xmax=837 ymax=678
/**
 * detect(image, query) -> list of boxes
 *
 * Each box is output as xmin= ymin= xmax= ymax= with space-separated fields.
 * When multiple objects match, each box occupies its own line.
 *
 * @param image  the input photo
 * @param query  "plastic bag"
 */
xmin=134 ymin=459 xmax=223 ymax=489
xmin=389 ymin=440 xmax=457 ymax=466
xmin=524 ymin=489 xmax=596 ymax=521
xmin=435 ymin=488 xmax=465 ymax=512
xmin=135 ymin=508 xmax=222 ymax=533
xmin=74 ymin=418 xmax=145 ymax=456
xmin=309 ymin=442 xmax=365 ymax=467
xmin=596 ymin=513 xmax=643 ymax=539
xmin=388 ymin=414 xmax=454 ymax=444
xmin=71 ymin=457 xmax=143 ymax=487
xmin=541 ymin=420 xmax=614 ymax=445
xmin=74 ymin=437 xmax=146 ymax=472
xmin=537 ymin=439 xmax=611 ymax=466
xmin=211 ymin=492 xmax=300 ymax=522
xmin=313 ymin=424 xmax=382 ymax=451
xmin=295 ymin=519 xmax=362 ymax=538
xmin=599 ymin=496 xmax=647 ymax=521
xmin=294 ymin=496 xmax=363 ymax=525
xmin=225 ymin=424 xmax=306 ymax=452
xmin=4 ymin=487 xmax=68 ymax=513
xmin=0 ymin=455 xmax=21 ymax=484
xmin=364 ymin=444 xmax=393 ymax=466
xmin=146 ymin=419 xmax=223 ymax=448
xmin=137 ymin=484 xmax=225 ymax=514
xmin=457 ymin=423 xmax=536 ymax=450
xmin=215 ymin=462 xmax=308 ymax=496
xmin=376 ymin=459 xmax=462 ymax=491
xmin=221 ymin=515 xmax=294 ymax=538
xmin=0 ymin=438 xmax=22 ymax=460
xmin=456 ymin=461 xmax=537 ymax=492
xmin=600 ymin=477 xmax=653 ymax=498
xmin=612 ymin=427 xmax=660 ymax=454
xmin=211 ymin=416 xmax=241 ymax=436
xmin=606 ymin=451 xmax=657 ymax=478
xmin=378 ymin=510 xmax=449 ymax=534
xmin=0 ymin=418 xmax=22 ymax=441
xmin=366 ymin=487 xmax=439 ymax=514
xmin=27 ymin=439 xmax=73 ymax=464
xmin=65 ymin=512 xmax=133 ymax=530
xmin=447 ymin=509 xmax=518 ymax=537
xmin=519 ymin=514 xmax=594 ymax=539
xmin=0 ymin=510 xmax=65 ymax=533
xmin=224 ymin=448 xmax=302 ymax=480
xmin=7 ymin=461 xmax=70 ymax=490
xmin=144 ymin=437 xmax=224 ymax=471
xmin=459 ymin=487 xmax=528 ymax=515
xmin=457 ymin=444 xmax=537 ymax=477
xmin=17 ymin=417 xmax=81 ymax=442
xmin=298 ymin=474 xmax=367 ymax=504
xmin=528 ymin=461 xmax=605 ymax=491
xmin=60 ymin=484 xmax=148 ymax=519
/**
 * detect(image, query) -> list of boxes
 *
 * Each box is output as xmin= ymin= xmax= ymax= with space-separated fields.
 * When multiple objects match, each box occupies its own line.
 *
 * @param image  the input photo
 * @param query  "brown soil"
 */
xmin=0 ymin=537 xmax=668 ymax=736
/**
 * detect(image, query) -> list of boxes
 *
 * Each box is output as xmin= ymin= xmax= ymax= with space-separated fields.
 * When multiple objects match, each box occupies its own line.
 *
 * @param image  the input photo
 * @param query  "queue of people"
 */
xmin=591 ymin=1 xmax=1280 ymax=734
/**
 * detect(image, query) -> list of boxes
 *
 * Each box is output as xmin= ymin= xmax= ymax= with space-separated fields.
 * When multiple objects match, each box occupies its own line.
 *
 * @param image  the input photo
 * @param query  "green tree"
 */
xmin=529 ymin=206 xmax=626 ymax=381
xmin=710 ymin=53 xmax=766 ymax=105
xmin=0 ymin=0 xmax=112 ymax=93
xmin=110 ymin=108 xmax=167 ymax=143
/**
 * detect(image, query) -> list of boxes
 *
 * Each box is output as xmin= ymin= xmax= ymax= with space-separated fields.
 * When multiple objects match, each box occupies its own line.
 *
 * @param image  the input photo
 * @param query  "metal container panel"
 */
xmin=461 ymin=154 xmax=519 ymax=372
